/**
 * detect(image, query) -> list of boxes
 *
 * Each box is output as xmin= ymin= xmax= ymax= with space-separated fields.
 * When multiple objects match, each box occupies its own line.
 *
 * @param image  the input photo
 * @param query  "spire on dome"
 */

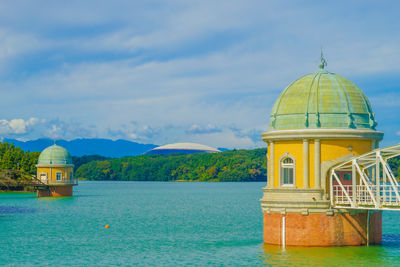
xmin=319 ymin=49 xmax=327 ymax=69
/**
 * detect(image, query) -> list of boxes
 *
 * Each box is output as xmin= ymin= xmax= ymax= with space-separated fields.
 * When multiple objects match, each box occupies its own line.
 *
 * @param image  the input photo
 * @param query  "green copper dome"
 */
xmin=37 ymin=144 xmax=73 ymax=165
xmin=270 ymin=68 xmax=377 ymax=130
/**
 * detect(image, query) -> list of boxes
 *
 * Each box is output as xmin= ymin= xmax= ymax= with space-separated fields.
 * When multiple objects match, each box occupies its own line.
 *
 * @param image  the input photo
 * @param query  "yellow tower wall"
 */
xmin=37 ymin=167 xmax=74 ymax=182
xmin=320 ymin=139 xmax=372 ymax=160
xmin=271 ymin=139 xmax=372 ymax=190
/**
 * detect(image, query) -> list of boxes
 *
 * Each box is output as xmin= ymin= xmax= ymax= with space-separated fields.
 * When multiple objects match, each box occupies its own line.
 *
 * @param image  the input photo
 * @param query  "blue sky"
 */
xmin=0 ymin=0 xmax=400 ymax=148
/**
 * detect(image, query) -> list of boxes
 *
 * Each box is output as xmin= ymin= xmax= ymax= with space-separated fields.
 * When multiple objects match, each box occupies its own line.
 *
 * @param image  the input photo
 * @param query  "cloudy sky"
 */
xmin=0 ymin=0 xmax=400 ymax=148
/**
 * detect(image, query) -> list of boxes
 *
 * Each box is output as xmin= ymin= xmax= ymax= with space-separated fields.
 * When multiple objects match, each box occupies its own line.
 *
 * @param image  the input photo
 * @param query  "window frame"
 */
xmin=279 ymin=153 xmax=296 ymax=187
xmin=39 ymin=172 xmax=48 ymax=182
xmin=56 ymin=172 xmax=62 ymax=181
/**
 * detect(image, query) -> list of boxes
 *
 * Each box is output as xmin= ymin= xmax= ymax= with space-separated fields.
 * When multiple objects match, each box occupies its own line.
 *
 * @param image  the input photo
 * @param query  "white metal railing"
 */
xmin=333 ymin=184 xmax=400 ymax=207
xmin=330 ymin=143 xmax=400 ymax=210
xmin=333 ymin=184 xmax=353 ymax=204
xmin=49 ymin=179 xmax=78 ymax=185
xmin=34 ymin=178 xmax=78 ymax=186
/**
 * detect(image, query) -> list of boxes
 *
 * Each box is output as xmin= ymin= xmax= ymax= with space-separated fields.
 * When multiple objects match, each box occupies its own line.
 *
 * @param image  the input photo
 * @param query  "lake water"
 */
xmin=1 ymin=181 xmax=400 ymax=266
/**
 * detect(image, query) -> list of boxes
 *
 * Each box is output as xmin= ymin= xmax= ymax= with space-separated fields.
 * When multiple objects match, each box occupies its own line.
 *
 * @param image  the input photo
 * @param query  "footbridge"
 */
xmin=0 ymin=169 xmax=42 ymax=191
xmin=330 ymin=144 xmax=400 ymax=210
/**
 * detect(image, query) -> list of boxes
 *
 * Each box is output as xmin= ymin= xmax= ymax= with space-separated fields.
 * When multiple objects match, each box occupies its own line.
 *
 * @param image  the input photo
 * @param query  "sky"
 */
xmin=0 ymin=0 xmax=400 ymax=149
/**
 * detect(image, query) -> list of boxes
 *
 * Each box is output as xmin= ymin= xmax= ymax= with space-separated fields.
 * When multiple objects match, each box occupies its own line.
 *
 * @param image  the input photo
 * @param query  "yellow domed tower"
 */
xmin=35 ymin=143 xmax=76 ymax=197
xmin=260 ymin=56 xmax=385 ymax=246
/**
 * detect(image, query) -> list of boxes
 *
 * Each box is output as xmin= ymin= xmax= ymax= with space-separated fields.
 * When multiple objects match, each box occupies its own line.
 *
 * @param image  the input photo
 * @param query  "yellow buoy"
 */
xmin=105 ymin=225 xmax=110 ymax=229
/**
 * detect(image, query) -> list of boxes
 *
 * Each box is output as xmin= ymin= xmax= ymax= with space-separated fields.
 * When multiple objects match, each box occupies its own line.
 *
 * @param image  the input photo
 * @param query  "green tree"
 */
xmin=75 ymin=148 xmax=268 ymax=182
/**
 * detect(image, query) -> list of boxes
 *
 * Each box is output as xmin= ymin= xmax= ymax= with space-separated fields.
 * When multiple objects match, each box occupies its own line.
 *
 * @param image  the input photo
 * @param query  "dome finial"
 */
xmin=319 ymin=48 xmax=327 ymax=69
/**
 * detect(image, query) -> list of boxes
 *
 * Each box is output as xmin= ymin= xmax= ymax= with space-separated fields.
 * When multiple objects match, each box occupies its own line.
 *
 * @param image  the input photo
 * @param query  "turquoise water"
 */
xmin=1 ymin=181 xmax=400 ymax=266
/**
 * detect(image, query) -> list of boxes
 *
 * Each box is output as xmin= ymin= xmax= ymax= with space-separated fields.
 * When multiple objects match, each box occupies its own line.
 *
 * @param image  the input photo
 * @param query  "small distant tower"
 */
xmin=35 ymin=143 xmax=76 ymax=197
xmin=260 ymin=56 xmax=384 ymax=246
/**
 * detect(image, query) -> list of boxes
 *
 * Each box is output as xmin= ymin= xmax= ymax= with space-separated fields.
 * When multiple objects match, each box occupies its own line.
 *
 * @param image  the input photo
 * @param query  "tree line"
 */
xmin=0 ymin=142 xmax=40 ymax=174
xmin=1 ymin=140 xmax=399 ymax=183
xmin=75 ymin=149 xmax=268 ymax=182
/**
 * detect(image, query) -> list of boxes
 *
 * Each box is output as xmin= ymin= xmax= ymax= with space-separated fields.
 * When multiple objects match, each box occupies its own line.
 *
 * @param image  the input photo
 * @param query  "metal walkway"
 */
xmin=330 ymin=144 xmax=400 ymax=210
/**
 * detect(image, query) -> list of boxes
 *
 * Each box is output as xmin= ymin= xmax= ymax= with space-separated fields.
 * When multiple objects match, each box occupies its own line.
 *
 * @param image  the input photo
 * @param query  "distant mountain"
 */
xmin=3 ymin=138 xmax=157 ymax=158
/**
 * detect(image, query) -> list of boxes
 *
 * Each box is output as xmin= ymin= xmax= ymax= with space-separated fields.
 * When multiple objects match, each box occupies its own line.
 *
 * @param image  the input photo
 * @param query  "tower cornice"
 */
xmin=262 ymin=128 xmax=383 ymax=142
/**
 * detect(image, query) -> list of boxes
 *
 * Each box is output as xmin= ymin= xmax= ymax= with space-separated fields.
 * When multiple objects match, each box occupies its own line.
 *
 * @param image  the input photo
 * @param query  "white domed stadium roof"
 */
xmin=146 ymin=142 xmax=221 ymax=155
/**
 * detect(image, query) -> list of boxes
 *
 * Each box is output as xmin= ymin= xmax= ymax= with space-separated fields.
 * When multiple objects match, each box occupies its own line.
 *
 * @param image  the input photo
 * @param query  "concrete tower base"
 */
xmin=37 ymin=185 xmax=73 ymax=197
xmin=263 ymin=211 xmax=382 ymax=246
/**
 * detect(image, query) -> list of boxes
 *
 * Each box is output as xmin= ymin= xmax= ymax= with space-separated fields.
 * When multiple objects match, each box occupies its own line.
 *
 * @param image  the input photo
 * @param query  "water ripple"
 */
xmin=382 ymin=234 xmax=400 ymax=246
xmin=0 ymin=206 xmax=37 ymax=214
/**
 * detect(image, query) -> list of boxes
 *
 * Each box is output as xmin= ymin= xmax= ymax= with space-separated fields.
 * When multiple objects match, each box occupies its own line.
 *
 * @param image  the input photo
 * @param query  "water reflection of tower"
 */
xmin=260 ymin=56 xmax=383 ymax=246
xmin=36 ymin=143 xmax=76 ymax=197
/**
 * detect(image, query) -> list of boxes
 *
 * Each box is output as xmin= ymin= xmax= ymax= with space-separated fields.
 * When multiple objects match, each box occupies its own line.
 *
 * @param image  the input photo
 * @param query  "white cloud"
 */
xmin=42 ymin=119 xmax=96 ymax=140
xmin=107 ymin=122 xmax=159 ymax=143
xmin=186 ymin=124 xmax=221 ymax=134
xmin=0 ymin=117 xmax=96 ymax=140
xmin=185 ymin=130 xmax=261 ymax=149
xmin=0 ymin=117 xmax=38 ymax=135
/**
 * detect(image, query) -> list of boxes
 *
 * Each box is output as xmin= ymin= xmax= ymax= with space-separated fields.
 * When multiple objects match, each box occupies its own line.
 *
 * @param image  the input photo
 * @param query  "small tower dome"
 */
xmin=270 ymin=68 xmax=377 ymax=130
xmin=37 ymin=144 xmax=73 ymax=165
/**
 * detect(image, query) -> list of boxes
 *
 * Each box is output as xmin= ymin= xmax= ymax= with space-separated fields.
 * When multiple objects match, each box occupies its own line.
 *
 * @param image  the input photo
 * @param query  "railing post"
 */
xmin=352 ymin=159 xmax=357 ymax=205
xmin=383 ymin=160 xmax=387 ymax=204
xmin=376 ymin=151 xmax=381 ymax=207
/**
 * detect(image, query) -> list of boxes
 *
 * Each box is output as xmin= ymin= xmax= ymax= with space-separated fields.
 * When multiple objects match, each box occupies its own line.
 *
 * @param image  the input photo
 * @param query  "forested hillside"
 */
xmin=72 ymin=155 xmax=109 ymax=170
xmin=75 ymin=149 xmax=268 ymax=182
xmin=0 ymin=142 xmax=39 ymax=175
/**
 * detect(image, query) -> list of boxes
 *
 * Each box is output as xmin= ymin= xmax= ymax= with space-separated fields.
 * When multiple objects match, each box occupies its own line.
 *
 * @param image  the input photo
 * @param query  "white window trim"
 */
xmin=39 ymin=172 xmax=48 ymax=180
xmin=56 ymin=172 xmax=62 ymax=181
xmin=279 ymin=153 xmax=296 ymax=188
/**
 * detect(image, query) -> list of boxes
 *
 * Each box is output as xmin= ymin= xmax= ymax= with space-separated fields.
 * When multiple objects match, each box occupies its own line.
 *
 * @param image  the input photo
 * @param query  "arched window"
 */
xmin=280 ymin=155 xmax=295 ymax=186
xmin=40 ymin=173 xmax=47 ymax=183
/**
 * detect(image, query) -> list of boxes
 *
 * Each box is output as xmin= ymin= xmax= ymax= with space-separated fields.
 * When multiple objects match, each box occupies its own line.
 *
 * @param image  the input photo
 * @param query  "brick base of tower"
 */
xmin=263 ymin=211 xmax=382 ymax=246
xmin=37 ymin=185 xmax=73 ymax=197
